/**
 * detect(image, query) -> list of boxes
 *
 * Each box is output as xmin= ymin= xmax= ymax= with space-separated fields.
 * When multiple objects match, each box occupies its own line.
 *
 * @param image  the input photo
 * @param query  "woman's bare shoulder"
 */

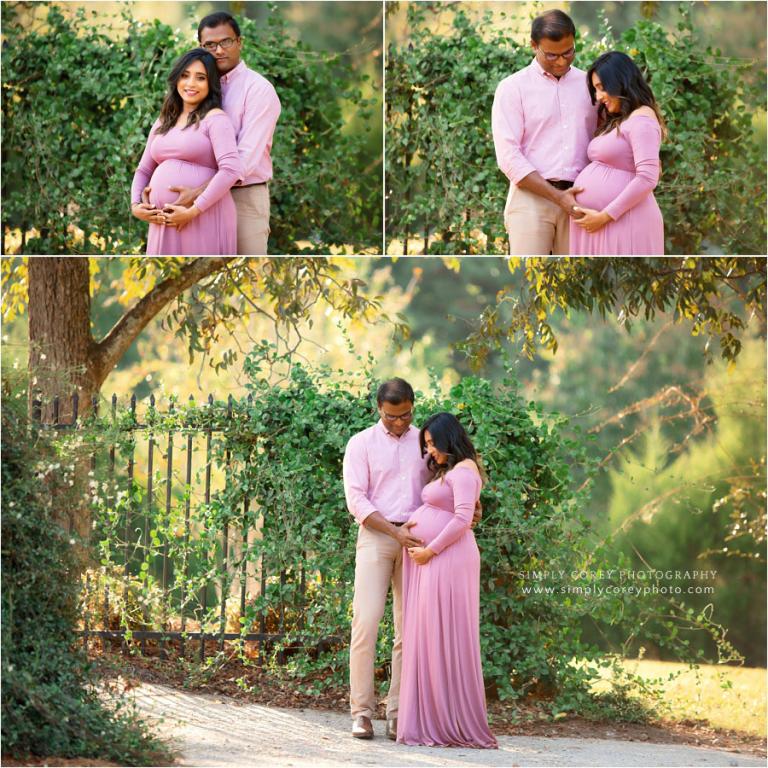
xmin=454 ymin=458 xmax=480 ymax=475
xmin=206 ymin=108 xmax=227 ymax=117
xmin=629 ymin=105 xmax=658 ymax=121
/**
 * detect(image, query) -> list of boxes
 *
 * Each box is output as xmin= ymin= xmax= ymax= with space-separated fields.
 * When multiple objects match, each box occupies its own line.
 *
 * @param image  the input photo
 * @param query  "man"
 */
xmin=144 ymin=12 xmax=280 ymax=255
xmin=491 ymin=10 xmax=598 ymax=255
xmin=343 ymin=379 xmax=480 ymax=741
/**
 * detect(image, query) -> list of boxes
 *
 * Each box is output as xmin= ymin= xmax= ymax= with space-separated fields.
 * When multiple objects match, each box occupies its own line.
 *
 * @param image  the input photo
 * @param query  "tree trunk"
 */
xmin=27 ymin=256 xmax=235 ymax=419
xmin=27 ymin=257 xmax=97 ymax=547
xmin=28 ymin=257 xmax=99 ymax=424
xmin=26 ymin=256 xmax=235 ymax=544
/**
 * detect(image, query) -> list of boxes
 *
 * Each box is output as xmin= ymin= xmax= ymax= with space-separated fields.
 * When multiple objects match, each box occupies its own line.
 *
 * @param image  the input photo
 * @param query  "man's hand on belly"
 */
xmin=399 ymin=521 xmax=424 ymax=549
xmin=471 ymin=499 xmax=482 ymax=529
xmin=169 ymin=183 xmax=206 ymax=208
xmin=518 ymin=171 xmax=585 ymax=218
xmin=558 ymin=188 xmax=586 ymax=218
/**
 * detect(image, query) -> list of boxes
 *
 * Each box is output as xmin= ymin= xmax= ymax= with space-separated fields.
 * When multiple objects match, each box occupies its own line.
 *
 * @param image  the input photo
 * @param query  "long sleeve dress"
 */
xmin=569 ymin=114 xmax=664 ymax=255
xmin=130 ymin=111 xmax=243 ymax=255
xmin=397 ymin=464 xmax=498 ymax=749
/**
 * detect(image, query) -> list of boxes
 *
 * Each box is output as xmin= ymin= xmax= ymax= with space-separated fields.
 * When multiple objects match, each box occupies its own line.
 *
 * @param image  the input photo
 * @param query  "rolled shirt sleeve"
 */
xmin=343 ymin=433 xmax=378 ymax=525
xmin=236 ymin=79 xmax=281 ymax=183
xmin=492 ymin=77 xmax=538 ymax=184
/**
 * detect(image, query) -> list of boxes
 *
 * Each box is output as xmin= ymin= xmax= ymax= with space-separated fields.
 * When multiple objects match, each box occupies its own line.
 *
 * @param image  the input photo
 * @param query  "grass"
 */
xmin=589 ymin=658 xmax=766 ymax=737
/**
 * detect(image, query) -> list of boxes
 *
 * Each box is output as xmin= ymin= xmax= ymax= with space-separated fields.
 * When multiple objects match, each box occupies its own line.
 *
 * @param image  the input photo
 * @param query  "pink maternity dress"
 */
xmin=130 ymin=111 xmax=243 ymax=255
xmin=570 ymin=113 xmax=664 ymax=255
xmin=397 ymin=464 xmax=497 ymax=749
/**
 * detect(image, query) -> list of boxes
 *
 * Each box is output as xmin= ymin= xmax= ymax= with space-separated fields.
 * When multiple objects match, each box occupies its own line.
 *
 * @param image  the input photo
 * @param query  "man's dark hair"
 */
xmin=376 ymin=378 xmax=414 ymax=406
xmin=197 ymin=12 xmax=241 ymax=41
xmin=531 ymin=10 xmax=576 ymax=43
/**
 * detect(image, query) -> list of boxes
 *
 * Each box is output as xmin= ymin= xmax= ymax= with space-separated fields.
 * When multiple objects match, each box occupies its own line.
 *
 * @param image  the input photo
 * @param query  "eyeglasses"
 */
xmin=201 ymin=37 xmax=237 ymax=52
xmin=381 ymin=411 xmax=413 ymax=422
xmin=539 ymin=46 xmax=575 ymax=62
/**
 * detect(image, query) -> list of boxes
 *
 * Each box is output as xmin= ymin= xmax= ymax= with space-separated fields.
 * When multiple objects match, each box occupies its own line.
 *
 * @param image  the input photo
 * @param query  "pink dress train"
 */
xmin=570 ymin=113 xmax=664 ymax=255
xmin=130 ymin=112 xmax=243 ymax=255
xmin=397 ymin=464 xmax=497 ymax=749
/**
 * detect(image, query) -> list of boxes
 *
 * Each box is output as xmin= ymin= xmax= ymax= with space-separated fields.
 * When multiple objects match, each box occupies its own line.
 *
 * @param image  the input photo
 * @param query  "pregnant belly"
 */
xmin=148 ymin=160 xmax=216 ymax=209
xmin=573 ymin=162 xmax=633 ymax=212
xmin=406 ymin=504 xmax=455 ymax=544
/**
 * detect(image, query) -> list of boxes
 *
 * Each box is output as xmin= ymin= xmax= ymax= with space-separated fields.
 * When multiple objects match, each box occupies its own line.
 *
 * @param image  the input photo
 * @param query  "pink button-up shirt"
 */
xmin=492 ymin=59 xmax=597 ymax=185
xmin=343 ymin=421 xmax=431 ymax=525
xmin=220 ymin=61 xmax=281 ymax=185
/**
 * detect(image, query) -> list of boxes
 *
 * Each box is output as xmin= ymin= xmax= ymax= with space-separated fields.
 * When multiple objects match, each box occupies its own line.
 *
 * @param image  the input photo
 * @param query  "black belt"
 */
xmin=235 ymin=182 xmax=268 ymax=189
xmin=547 ymin=179 xmax=574 ymax=190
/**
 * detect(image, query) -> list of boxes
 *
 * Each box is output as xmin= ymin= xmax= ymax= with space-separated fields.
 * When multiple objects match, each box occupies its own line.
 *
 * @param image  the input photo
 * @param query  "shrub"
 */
xmin=385 ymin=4 xmax=766 ymax=254
xmin=54 ymin=341 xmax=740 ymax=719
xmin=0 ymin=383 xmax=171 ymax=764
xmin=85 ymin=344 xmax=696 ymax=713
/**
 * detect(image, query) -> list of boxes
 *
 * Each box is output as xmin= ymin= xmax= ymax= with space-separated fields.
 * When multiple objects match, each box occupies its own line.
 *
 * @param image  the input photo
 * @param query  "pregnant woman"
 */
xmin=570 ymin=51 xmax=667 ymax=255
xmin=397 ymin=412 xmax=497 ymax=749
xmin=130 ymin=49 xmax=242 ymax=254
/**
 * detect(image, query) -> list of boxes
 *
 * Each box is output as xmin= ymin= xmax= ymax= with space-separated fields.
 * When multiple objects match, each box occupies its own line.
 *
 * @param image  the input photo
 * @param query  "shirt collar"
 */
xmin=531 ymin=56 xmax=573 ymax=82
xmin=377 ymin=419 xmax=414 ymax=439
xmin=221 ymin=60 xmax=246 ymax=85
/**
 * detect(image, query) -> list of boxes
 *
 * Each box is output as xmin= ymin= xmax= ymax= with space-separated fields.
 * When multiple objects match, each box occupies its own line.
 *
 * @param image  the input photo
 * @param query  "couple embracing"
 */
xmin=493 ymin=9 xmax=666 ymax=255
xmin=343 ymin=378 xmax=497 ymax=749
xmin=130 ymin=12 xmax=279 ymax=255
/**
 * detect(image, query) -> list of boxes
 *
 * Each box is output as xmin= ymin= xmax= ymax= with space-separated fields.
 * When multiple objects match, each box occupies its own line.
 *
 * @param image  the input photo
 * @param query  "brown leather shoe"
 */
xmin=386 ymin=717 xmax=397 ymax=740
xmin=352 ymin=715 xmax=374 ymax=739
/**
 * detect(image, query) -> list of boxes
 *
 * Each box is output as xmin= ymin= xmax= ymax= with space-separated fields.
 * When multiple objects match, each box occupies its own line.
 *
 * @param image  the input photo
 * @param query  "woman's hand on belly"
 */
xmin=162 ymin=203 xmax=201 ymax=232
xmin=573 ymin=206 xmax=613 ymax=233
xmin=407 ymin=545 xmax=436 ymax=566
xmin=131 ymin=202 xmax=166 ymax=226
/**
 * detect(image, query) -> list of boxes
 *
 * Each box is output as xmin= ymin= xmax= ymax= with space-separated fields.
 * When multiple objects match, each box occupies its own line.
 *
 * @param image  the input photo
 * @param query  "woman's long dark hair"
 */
xmin=587 ymin=51 xmax=667 ymax=139
xmin=419 ymin=412 xmax=484 ymax=480
xmin=157 ymin=49 xmax=222 ymax=135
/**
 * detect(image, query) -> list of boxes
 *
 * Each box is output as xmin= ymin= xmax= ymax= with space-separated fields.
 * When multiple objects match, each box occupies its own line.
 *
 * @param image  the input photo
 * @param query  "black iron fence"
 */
xmin=34 ymin=391 xmax=338 ymax=665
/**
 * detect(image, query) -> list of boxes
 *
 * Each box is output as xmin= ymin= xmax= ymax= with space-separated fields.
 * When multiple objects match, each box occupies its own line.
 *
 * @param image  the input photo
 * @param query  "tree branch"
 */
xmin=91 ymin=257 xmax=235 ymax=386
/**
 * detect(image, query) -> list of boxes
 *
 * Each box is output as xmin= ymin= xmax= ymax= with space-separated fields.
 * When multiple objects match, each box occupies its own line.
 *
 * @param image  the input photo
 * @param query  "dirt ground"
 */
xmin=100 ymin=651 xmax=766 ymax=760
xmin=128 ymin=682 xmax=767 ymax=767
xmin=5 ymin=651 xmax=765 ymax=767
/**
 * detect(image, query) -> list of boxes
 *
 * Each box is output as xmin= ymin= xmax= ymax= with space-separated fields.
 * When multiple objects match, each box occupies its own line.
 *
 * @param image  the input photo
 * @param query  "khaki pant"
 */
xmin=504 ymin=183 xmax=570 ymax=255
xmin=349 ymin=524 xmax=403 ymax=720
xmin=231 ymin=184 xmax=270 ymax=255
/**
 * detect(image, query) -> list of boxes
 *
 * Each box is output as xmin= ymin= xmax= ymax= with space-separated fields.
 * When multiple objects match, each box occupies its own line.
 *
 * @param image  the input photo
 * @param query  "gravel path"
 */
xmin=129 ymin=683 xmax=763 ymax=768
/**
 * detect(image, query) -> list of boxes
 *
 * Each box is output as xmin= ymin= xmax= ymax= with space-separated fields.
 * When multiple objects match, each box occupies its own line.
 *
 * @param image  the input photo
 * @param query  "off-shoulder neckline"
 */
xmin=155 ymin=110 xmax=228 ymax=129
xmin=449 ymin=462 xmax=481 ymax=479
xmin=625 ymin=112 xmax=661 ymax=127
